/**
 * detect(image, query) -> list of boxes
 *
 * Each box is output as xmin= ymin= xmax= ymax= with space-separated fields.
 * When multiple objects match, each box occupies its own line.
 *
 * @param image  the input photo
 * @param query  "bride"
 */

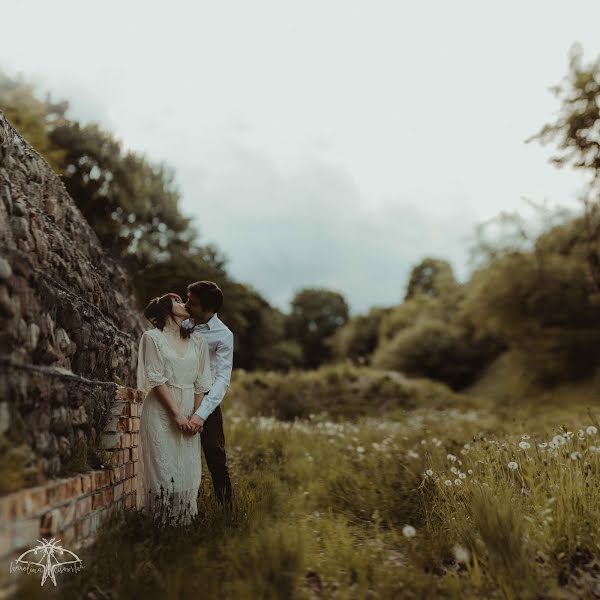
xmin=135 ymin=292 xmax=213 ymax=523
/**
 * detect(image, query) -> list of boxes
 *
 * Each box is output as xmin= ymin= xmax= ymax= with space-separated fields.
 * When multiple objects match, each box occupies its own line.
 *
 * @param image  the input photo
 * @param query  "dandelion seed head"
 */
xmin=444 ymin=480 xmax=453 ymax=486
xmin=587 ymin=426 xmax=598 ymax=436
xmin=570 ymin=451 xmax=582 ymax=461
xmin=453 ymin=544 xmax=470 ymax=564
xmin=508 ymin=461 xmax=518 ymax=470
xmin=454 ymin=479 xmax=462 ymax=485
xmin=402 ymin=525 xmax=416 ymax=538
xmin=447 ymin=454 xmax=457 ymax=462
xmin=518 ymin=441 xmax=531 ymax=450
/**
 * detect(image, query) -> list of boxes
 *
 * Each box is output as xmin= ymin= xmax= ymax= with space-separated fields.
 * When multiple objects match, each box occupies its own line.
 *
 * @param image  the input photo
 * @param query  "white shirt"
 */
xmin=181 ymin=313 xmax=234 ymax=421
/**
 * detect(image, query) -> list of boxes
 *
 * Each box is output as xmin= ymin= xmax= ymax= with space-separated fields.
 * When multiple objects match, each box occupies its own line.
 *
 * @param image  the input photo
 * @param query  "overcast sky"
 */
xmin=2 ymin=1 xmax=599 ymax=314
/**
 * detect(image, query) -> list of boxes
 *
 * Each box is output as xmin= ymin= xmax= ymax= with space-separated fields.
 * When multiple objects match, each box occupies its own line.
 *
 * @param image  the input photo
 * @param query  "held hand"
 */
xmin=188 ymin=414 xmax=205 ymax=434
xmin=173 ymin=412 xmax=192 ymax=432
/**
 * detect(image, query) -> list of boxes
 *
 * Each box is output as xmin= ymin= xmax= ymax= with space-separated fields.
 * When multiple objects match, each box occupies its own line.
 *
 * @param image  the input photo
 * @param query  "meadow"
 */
xmin=15 ymin=364 xmax=600 ymax=600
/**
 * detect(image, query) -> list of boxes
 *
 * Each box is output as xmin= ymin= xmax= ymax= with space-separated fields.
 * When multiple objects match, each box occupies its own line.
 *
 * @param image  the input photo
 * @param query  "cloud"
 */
xmin=178 ymin=141 xmax=476 ymax=314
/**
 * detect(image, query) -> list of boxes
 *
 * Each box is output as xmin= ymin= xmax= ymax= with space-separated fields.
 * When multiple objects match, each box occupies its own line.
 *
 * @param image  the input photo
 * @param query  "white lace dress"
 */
xmin=135 ymin=327 xmax=213 ymax=523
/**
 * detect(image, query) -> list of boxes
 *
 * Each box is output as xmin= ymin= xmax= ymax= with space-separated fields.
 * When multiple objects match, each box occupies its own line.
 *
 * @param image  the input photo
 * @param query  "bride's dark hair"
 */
xmin=143 ymin=293 xmax=191 ymax=339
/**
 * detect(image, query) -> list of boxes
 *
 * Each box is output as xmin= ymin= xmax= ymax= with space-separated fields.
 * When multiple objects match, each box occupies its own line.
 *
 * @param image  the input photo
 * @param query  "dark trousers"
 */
xmin=201 ymin=403 xmax=233 ymax=507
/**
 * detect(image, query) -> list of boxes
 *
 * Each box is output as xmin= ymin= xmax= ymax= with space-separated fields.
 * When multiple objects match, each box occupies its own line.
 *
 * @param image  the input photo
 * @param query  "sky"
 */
xmin=2 ymin=1 xmax=600 ymax=314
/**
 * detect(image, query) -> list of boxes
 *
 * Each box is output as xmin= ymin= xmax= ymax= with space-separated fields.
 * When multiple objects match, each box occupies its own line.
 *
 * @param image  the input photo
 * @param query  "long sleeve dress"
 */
xmin=135 ymin=327 xmax=213 ymax=523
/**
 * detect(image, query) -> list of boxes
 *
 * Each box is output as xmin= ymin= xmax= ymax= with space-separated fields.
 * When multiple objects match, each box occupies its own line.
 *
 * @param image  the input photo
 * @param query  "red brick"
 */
xmin=11 ymin=518 xmax=40 ymax=552
xmin=75 ymin=496 xmax=92 ymax=520
xmin=91 ymin=491 xmax=104 ymax=511
xmin=113 ymin=483 xmax=124 ymax=502
xmin=0 ymin=526 xmax=12 ymax=556
xmin=115 ymin=387 xmax=134 ymax=401
xmin=59 ymin=501 xmax=77 ymax=529
xmin=103 ymin=487 xmax=114 ymax=505
xmin=80 ymin=474 xmax=92 ymax=495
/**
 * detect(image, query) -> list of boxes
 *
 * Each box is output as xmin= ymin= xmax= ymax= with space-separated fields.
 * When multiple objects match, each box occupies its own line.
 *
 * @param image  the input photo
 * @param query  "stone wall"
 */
xmin=0 ymin=109 xmax=147 ymax=488
xmin=0 ymin=386 xmax=143 ymax=596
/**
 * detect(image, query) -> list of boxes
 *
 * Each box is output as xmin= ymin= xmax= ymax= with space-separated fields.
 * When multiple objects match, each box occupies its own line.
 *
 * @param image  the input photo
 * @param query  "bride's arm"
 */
xmin=138 ymin=333 xmax=187 ymax=427
xmin=154 ymin=384 xmax=182 ymax=420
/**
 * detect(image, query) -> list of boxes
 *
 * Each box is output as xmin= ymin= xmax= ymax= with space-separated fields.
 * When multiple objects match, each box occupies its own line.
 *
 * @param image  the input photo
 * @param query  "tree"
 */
xmin=287 ymin=287 xmax=350 ymax=368
xmin=527 ymin=44 xmax=600 ymax=292
xmin=404 ymin=257 xmax=460 ymax=301
xmin=0 ymin=70 xmax=67 ymax=171
xmin=49 ymin=120 xmax=193 ymax=269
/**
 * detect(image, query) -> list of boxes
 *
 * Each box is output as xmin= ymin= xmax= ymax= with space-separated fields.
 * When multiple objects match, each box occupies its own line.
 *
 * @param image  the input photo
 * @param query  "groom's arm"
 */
xmin=194 ymin=330 xmax=234 ymax=421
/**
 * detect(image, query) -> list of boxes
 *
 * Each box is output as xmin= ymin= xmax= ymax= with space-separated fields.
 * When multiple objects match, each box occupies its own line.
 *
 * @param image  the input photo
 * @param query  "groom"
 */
xmin=180 ymin=280 xmax=234 ymax=508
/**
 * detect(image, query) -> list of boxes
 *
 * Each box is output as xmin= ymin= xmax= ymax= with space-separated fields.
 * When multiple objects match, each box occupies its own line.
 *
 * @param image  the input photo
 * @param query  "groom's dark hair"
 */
xmin=187 ymin=281 xmax=223 ymax=312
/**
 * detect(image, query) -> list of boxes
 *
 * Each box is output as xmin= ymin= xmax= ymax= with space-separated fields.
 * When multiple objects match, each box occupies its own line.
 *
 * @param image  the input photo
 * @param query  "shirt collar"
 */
xmin=198 ymin=312 xmax=218 ymax=331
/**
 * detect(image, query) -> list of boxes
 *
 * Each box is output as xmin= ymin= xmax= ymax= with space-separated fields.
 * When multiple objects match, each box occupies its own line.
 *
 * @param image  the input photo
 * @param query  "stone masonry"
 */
xmin=0 ymin=109 xmax=151 ymax=593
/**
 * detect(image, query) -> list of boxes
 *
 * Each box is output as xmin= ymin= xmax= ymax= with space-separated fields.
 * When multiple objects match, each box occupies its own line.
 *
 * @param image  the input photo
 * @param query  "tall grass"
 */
xmin=13 ymin=381 xmax=600 ymax=599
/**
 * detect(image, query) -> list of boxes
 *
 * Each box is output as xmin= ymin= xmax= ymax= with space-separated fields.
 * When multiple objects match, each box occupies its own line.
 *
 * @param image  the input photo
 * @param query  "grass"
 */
xmin=12 ymin=365 xmax=600 ymax=599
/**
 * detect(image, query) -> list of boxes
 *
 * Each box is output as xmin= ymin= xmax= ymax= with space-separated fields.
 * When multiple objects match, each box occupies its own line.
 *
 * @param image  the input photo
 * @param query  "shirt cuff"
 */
xmin=196 ymin=402 xmax=213 ymax=421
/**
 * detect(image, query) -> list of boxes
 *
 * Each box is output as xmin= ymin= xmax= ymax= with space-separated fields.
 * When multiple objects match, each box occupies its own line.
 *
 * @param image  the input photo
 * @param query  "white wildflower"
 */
xmin=518 ymin=441 xmax=531 ymax=450
xmin=453 ymin=544 xmax=470 ymax=564
xmin=447 ymin=454 xmax=457 ymax=462
xmin=450 ymin=466 xmax=459 ymax=474
xmin=521 ymin=434 xmax=530 ymax=440
xmin=459 ymin=472 xmax=467 ymax=479
xmin=587 ymin=426 xmax=598 ymax=436
xmin=570 ymin=451 xmax=582 ymax=461
xmin=508 ymin=461 xmax=518 ymax=471
xmin=402 ymin=525 xmax=416 ymax=538
xmin=356 ymin=446 xmax=365 ymax=454
xmin=425 ymin=469 xmax=434 ymax=477
xmin=444 ymin=480 xmax=453 ymax=487
xmin=454 ymin=479 xmax=462 ymax=485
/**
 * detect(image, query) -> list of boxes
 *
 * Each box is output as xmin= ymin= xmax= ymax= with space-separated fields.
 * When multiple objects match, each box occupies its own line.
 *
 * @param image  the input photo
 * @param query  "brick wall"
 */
xmin=0 ymin=386 xmax=143 ymax=594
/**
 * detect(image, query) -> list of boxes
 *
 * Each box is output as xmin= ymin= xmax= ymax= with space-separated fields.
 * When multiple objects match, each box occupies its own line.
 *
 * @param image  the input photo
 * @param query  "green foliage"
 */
xmin=464 ymin=223 xmax=600 ymax=384
xmin=329 ymin=306 xmax=392 ymax=364
xmin=228 ymin=364 xmax=463 ymax=421
xmin=0 ymin=70 xmax=68 ymax=171
xmin=0 ymin=71 xmax=302 ymax=372
xmin=369 ymin=259 xmax=501 ymax=390
xmin=404 ymin=257 xmax=460 ymax=301
xmin=0 ymin=436 xmax=28 ymax=494
xmin=373 ymin=318 xmax=499 ymax=390
xmin=286 ymin=287 xmax=350 ymax=368
xmin=528 ymin=44 xmax=600 ymax=292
